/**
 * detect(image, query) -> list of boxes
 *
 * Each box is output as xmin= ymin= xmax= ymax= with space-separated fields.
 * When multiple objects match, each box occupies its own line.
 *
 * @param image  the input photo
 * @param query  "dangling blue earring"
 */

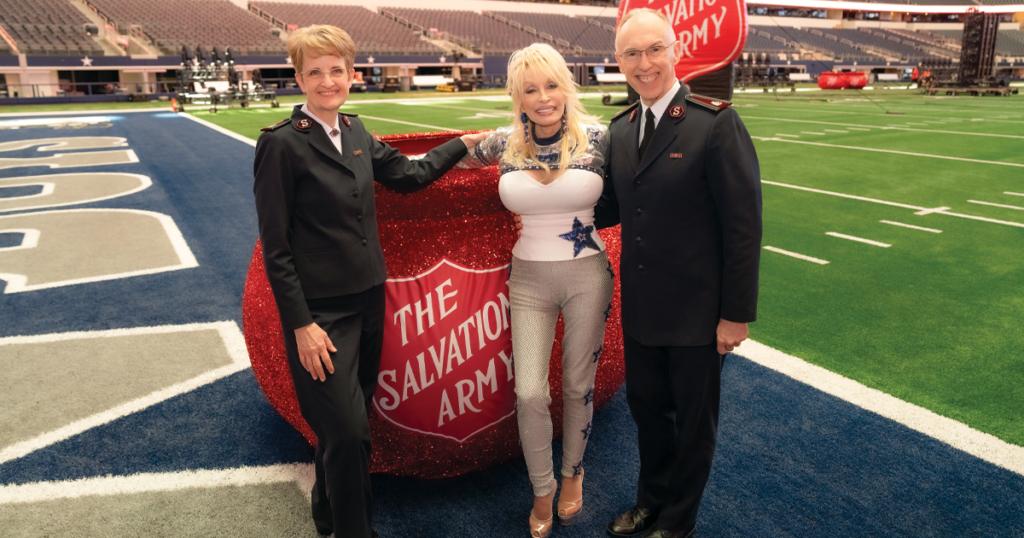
xmin=521 ymin=112 xmax=530 ymax=143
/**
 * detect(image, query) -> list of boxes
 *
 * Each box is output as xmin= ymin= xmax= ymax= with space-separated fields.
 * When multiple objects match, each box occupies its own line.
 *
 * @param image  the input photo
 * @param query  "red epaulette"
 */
xmin=611 ymin=102 xmax=639 ymax=122
xmin=261 ymin=118 xmax=291 ymax=132
xmin=685 ymin=94 xmax=732 ymax=112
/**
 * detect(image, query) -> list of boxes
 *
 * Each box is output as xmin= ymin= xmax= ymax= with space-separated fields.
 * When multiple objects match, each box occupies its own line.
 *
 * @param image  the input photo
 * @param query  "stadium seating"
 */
xmin=252 ymin=3 xmax=443 ymax=55
xmin=928 ymin=29 xmax=1024 ymax=56
xmin=750 ymin=25 xmax=882 ymax=62
xmin=86 ymin=0 xmax=286 ymax=55
xmin=384 ymin=8 xmax=537 ymax=53
xmin=0 ymin=0 xmax=104 ymax=56
xmin=489 ymin=12 xmax=614 ymax=54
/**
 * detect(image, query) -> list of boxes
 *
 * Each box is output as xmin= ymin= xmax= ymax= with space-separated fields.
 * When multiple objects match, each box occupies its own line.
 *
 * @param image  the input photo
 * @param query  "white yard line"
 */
xmin=967 ymin=200 xmax=1024 ymax=211
xmin=744 ymin=116 xmax=1024 ymax=139
xmin=179 ymin=112 xmax=257 ymax=148
xmin=823 ymin=129 xmax=848 ymax=133
xmin=845 ymin=127 xmax=871 ymax=131
xmin=800 ymin=131 xmax=826 ymax=136
xmin=774 ymin=133 xmax=799 ymax=138
xmin=0 ymin=463 xmax=315 ymax=504
xmin=826 ymin=232 xmax=891 ymax=247
xmin=753 ymin=137 xmax=1024 ymax=169
xmin=880 ymin=220 xmax=942 ymax=233
xmin=763 ymin=246 xmax=829 ymax=265
xmin=357 ymin=114 xmax=459 ymax=132
xmin=1004 ymin=192 xmax=1024 ymax=197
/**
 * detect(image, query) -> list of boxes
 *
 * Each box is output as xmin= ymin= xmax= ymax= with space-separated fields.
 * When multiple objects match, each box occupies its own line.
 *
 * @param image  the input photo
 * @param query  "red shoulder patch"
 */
xmin=261 ymin=119 xmax=290 ymax=132
xmin=629 ymin=108 xmax=638 ymax=123
xmin=685 ymin=94 xmax=732 ymax=112
xmin=341 ymin=115 xmax=351 ymax=128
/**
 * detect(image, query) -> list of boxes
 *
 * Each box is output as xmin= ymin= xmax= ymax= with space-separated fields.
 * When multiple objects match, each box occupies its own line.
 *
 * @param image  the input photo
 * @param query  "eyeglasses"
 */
xmin=301 ymin=68 xmax=349 ymax=82
xmin=618 ymin=42 xmax=677 ymax=64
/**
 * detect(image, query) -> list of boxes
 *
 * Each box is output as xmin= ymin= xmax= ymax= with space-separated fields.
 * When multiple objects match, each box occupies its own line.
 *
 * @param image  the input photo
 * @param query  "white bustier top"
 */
xmin=499 ymin=169 xmax=606 ymax=261
xmin=458 ymin=122 xmax=610 ymax=262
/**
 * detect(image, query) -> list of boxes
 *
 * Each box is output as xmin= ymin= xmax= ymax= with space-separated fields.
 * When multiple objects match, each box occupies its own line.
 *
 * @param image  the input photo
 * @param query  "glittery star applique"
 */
xmin=581 ymin=423 xmax=592 ymax=441
xmin=603 ymin=303 xmax=612 ymax=321
xmin=583 ymin=388 xmax=594 ymax=406
xmin=591 ymin=344 xmax=602 ymax=364
xmin=572 ymin=461 xmax=584 ymax=477
xmin=558 ymin=217 xmax=601 ymax=258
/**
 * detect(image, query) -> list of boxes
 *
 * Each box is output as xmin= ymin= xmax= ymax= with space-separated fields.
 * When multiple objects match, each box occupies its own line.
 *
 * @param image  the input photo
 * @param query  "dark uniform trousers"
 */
xmin=283 ymin=285 xmax=385 ymax=537
xmin=254 ymin=105 xmax=469 ymax=538
xmin=596 ymin=86 xmax=762 ymax=534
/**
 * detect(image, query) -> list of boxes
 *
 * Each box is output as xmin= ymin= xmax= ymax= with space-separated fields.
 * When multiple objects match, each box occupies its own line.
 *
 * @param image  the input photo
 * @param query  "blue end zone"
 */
xmin=0 ymin=112 xmax=260 ymax=336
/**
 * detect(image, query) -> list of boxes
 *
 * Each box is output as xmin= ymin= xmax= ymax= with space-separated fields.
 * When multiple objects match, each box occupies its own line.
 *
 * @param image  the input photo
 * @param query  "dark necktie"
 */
xmin=639 ymin=108 xmax=655 ymax=159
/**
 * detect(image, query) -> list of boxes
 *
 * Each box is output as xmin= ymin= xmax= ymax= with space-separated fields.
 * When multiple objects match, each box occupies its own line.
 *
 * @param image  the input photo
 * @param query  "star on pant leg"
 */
xmin=558 ymin=217 xmax=601 ymax=258
xmin=581 ymin=422 xmax=592 ymax=441
xmin=583 ymin=388 xmax=594 ymax=406
xmin=572 ymin=461 xmax=584 ymax=477
xmin=603 ymin=303 xmax=612 ymax=321
xmin=591 ymin=344 xmax=602 ymax=364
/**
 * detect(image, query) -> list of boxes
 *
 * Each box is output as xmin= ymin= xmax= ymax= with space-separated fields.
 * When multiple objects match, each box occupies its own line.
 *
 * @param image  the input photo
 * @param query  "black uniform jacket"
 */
xmin=595 ymin=86 xmax=762 ymax=347
xmin=254 ymin=105 xmax=468 ymax=331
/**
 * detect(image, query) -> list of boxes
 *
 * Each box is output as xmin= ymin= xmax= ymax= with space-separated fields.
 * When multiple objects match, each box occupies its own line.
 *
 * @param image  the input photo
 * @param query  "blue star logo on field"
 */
xmin=592 ymin=344 xmax=602 ymax=364
xmin=558 ymin=217 xmax=600 ymax=258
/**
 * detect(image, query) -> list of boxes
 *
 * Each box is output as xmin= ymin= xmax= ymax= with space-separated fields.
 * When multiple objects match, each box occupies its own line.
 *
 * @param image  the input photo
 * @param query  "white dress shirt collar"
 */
xmin=640 ymin=80 xmax=682 ymax=129
xmin=301 ymin=103 xmax=342 ymax=155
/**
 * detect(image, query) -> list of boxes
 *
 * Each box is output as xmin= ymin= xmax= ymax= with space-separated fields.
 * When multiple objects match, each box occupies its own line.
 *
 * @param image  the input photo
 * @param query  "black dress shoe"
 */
xmin=607 ymin=506 xmax=658 ymax=537
xmin=643 ymin=524 xmax=696 ymax=538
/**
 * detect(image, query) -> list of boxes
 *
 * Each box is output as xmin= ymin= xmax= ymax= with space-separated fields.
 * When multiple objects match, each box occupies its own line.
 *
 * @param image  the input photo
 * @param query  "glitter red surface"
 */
xmin=242 ymin=131 xmax=624 ymax=478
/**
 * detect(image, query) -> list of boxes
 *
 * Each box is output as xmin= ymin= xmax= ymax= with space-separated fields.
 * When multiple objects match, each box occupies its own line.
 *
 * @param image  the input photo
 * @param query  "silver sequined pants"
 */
xmin=508 ymin=251 xmax=614 ymax=497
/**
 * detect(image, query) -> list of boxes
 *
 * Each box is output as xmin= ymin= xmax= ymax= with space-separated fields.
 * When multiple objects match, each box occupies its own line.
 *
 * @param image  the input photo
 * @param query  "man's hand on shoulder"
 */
xmin=716 ymin=319 xmax=748 ymax=355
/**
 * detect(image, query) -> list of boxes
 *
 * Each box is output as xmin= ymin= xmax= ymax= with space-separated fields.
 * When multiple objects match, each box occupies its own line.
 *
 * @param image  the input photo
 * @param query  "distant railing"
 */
xmin=0 ymin=81 xmax=180 ymax=99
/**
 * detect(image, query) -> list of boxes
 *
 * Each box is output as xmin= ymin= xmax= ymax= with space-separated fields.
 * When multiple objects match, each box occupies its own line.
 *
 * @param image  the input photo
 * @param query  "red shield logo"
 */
xmin=373 ymin=259 xmax=515 ymax=443
xmin=617 ymin=0 xmax=748 ymax=82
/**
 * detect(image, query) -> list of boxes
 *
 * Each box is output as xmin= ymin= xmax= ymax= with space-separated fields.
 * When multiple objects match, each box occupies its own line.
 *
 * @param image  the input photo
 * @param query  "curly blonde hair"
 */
xmin=287 ymin=25 xmax=356 ymax=73
xmin=504 ymin=43 xmax=598 ymax=172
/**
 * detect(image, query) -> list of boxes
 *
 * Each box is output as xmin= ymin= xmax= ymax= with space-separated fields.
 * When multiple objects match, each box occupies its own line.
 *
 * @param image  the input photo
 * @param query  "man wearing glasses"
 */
xmin=254 ymin=25 xmax=486 ymax=538
xmin=595 ymin=8 xmax=762 ymax=538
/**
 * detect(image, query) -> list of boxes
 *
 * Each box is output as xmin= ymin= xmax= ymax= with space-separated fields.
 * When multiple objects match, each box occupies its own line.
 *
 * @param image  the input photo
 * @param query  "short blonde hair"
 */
xmin=287 ymin=25 xmax=356 ymax=74
xmin=504 ymin=43 xmax=598 ymax=172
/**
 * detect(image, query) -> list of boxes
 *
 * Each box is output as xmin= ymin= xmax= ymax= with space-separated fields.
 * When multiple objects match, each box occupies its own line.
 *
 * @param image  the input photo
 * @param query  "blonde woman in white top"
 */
xmin=459 ymin=43 xmax=614 ymax=538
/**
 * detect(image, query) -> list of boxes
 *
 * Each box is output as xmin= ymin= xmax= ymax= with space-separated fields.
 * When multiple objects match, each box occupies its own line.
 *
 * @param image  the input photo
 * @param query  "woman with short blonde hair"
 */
xmin=460 ymin=43 xmax=613 ymax=538
xmin=255 ymin=24 xmax=486 ymax=538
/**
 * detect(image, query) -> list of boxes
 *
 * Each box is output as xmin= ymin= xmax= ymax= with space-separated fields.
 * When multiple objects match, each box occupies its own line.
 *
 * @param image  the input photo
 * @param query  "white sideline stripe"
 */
xmin=0 ymin=464 xmax=314 ymax=504
xmin=905 ymin=122 xmax=929 ymax=126
xmin=826 ymin=232 xmax=891 ymax=247
xmin=754 ymin=138 xmax=1024 ymax=169
xmin=179 ymin=112 xmax=257 ymax=148
xmin=880 ymin=220 xmax=942 ymax=233
xmin=968 ymin=200 xmax=1024 ymax=212
xmin=845 ymin=127 xmax=871 ymax=131
xmin=357 ymin=114 xmax=458 ymax=132
xmin=823 ymin=129 xmax=848 ymax=133
xmin=801 ymin=131 xmax=826 ymax=136
xmin=735 ymin=340 xmax=1024 ymax=477
xmin=774 ymin=133 xmax=799 ymax=138
xmin=744 ymin=116 xmax=1024 ymax=139
xmin=763 ymin=246 xmax=829 ymax=265
xmin=1005 ymin=192 xmax=1024 ymax=197
xmin=0 ymin=322 xmax=249 ymax=465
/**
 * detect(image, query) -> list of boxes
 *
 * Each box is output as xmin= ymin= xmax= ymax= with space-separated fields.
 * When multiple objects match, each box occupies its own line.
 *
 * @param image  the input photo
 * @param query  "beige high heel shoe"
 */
xmin=557 ymin=469 xmax=584 ymax=526
xmin=529 ymin=479 xmax=557 ymax=538
xmin=529 ymin=509 xmax=554 ymax=538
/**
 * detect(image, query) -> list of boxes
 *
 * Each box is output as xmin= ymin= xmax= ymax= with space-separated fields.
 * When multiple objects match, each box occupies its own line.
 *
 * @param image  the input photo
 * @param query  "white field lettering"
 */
xmin=661 ymin=0 xmax=729 ymax=59
xmin=377 ymin=282 xmax=513 ymax=427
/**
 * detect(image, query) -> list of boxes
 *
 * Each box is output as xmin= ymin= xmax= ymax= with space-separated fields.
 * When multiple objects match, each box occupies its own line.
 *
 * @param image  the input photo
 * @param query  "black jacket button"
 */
xmin=361 ymin=239 xmax=368 ymax=246
xmin=638 ymin=264 xmax=644 ymax=271
xmin=356 ymin=215 xmax=363 ymax=222
xmin=635 ymin=236 xmax=642 ymax=242
xmin=352 ymin=191 xmax=359 ymax=198
xmin=635 ymin=208 xmax=642 ymax=215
